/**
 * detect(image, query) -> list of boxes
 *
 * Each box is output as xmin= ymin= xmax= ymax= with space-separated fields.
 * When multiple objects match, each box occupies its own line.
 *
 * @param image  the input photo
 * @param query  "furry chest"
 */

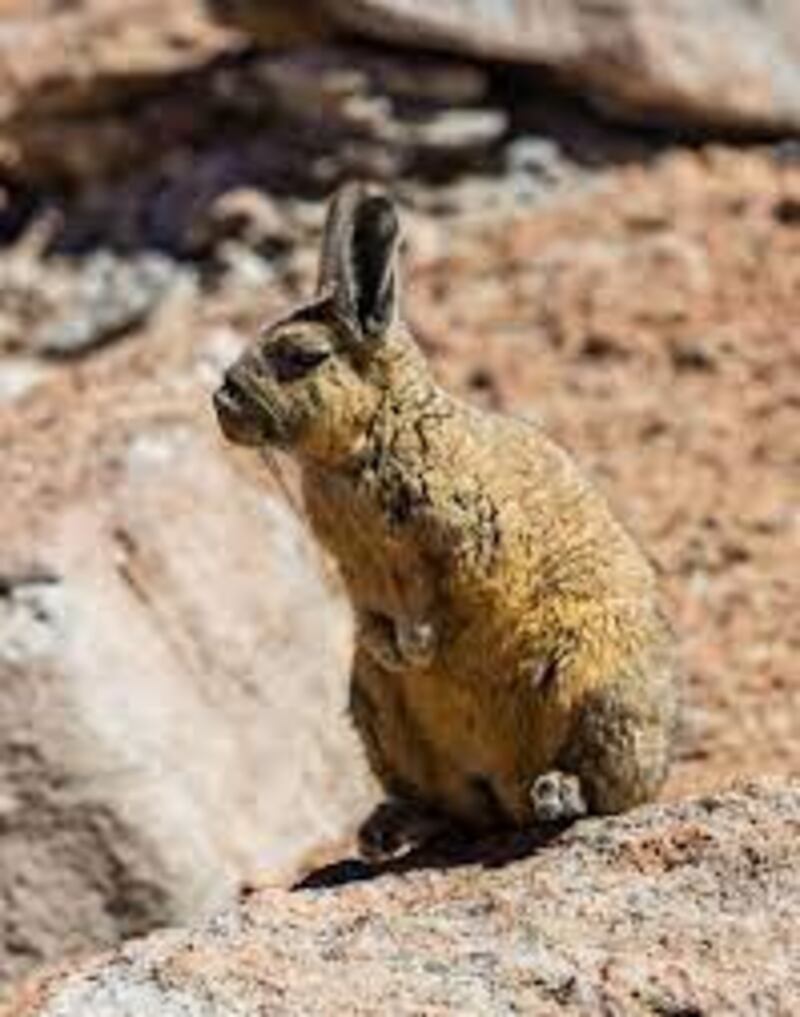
xmin=303 ymin=468 xmax=437 ymax=617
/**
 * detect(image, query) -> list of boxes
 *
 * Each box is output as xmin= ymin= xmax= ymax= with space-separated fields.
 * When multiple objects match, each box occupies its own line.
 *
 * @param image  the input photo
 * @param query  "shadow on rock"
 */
xmin=291 ymin=822 xmax=570 ymax=890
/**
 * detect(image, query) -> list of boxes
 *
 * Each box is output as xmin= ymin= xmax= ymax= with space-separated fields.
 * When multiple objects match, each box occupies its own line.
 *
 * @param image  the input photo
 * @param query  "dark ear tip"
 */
xmin=321 ymin=181 xmax=401 ymax=339
xmin=355 ymin=193 xmax=399 ymax=246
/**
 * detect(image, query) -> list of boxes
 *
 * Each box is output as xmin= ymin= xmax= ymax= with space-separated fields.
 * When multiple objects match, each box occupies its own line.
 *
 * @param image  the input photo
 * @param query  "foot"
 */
xmin=530 ymin=771 xmax=588 ymax=824
xmin=358 ymin=611 xmax=436 ymax=672
xmin=357 ymin=799 xmax=446 ymax=862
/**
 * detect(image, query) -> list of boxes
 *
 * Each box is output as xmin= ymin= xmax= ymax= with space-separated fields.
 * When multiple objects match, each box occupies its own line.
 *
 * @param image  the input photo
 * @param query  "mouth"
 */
xmin=213 ymin=372 xmax=283 ymax=447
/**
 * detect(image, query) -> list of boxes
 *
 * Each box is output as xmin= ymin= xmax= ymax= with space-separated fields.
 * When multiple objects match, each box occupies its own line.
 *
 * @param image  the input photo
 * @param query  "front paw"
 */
xmin=358 ymin=799 xmax=445 ymax=862
xmin=359 ymin=611 xmax=436 ymax=671
xmin=359 ymin=611 xmax=405 ymax=670
xmin=396 ymin=619 xmax=436 ymax=668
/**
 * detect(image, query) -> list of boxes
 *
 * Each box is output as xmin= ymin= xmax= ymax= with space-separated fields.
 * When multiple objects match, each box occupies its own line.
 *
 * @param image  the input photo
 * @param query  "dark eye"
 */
xmin=271 ymin=344 xmax=330 ymax=382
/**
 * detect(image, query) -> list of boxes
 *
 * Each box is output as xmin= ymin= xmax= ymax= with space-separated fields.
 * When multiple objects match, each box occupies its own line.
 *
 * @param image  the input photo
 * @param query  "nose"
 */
xmin=213 ymin=372 xmax=245 ymax=416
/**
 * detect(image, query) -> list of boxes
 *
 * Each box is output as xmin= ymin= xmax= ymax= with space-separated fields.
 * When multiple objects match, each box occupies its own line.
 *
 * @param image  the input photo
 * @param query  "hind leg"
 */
xmin=558 ymin=667 xmax=678 ymax=815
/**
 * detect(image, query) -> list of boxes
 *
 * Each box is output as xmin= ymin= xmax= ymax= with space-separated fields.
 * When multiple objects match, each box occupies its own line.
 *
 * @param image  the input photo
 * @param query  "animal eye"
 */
xmin=271 ymin=344 xmax=330 ymax=382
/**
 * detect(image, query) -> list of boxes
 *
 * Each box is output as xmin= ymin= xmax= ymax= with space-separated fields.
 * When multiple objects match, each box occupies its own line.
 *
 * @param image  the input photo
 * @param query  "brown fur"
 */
xmin=214 ymin=183 xmax=680 ymax=856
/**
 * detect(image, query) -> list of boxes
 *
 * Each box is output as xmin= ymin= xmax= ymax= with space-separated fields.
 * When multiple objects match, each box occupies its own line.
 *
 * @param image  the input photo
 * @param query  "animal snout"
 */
xmin=213 ymin=373 xmax=246 ymax=427
xmin=213 ymin=369 xmax=265 ymax=446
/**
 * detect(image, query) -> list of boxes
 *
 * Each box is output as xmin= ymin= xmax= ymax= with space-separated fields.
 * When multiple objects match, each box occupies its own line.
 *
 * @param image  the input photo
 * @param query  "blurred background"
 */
xmin=0 ymin=0 xmax=797 ymax=990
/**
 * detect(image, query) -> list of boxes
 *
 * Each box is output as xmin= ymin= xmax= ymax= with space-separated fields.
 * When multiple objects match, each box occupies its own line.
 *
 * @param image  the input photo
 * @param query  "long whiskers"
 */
xmin=258 ymin=446 xmax=342 ymax=591
xmin=259 ymin=446 xmax=305 ymax=522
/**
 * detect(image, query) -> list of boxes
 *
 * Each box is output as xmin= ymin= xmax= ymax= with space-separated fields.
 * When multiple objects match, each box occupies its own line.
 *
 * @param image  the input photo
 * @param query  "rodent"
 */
xmin=213 ymin=182 xmax=680 ymax=860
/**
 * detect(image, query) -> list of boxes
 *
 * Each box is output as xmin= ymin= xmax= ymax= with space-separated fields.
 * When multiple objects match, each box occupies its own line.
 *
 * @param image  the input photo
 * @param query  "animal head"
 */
xmin=214 ymin=182 xmax=421 ymax=463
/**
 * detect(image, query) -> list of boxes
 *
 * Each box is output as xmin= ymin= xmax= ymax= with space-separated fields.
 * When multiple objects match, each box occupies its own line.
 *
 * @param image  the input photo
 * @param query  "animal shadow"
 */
xmin=291 ymin=821 xmax=571 ymax=891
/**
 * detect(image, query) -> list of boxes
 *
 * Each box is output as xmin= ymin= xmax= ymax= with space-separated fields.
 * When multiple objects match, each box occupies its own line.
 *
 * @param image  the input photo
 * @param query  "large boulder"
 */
xmin=0 ymin=1 xmax=499 ymax=187
xmin=4 ymin=781 xmax=799 ymax=1015
xmin=0 ymin=0 xmax=242 ymax=181
xmin=3 ymin=0 xmax=799 ymax=186
xmin=319 ymin=0 xmax=800 ymax=132
xmin=0 ymin=289 xmax=373 ymax=986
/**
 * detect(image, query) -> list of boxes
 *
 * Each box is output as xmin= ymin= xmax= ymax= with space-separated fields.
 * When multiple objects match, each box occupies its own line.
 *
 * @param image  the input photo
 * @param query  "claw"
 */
xmin=531 ymin=771 xmax=587 ymax=824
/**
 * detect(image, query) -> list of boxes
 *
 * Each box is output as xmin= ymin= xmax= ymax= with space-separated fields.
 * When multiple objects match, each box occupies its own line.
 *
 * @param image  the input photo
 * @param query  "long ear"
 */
xmin=316 ymin=182 xmax=400 ymax=341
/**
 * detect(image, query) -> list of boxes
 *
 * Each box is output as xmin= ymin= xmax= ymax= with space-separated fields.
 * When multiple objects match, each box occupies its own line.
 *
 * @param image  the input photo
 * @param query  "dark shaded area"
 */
xmin=290 ymin=821 xmax=570 ymax=890
xmin=0 ymin=43 xmax=676 ymax=261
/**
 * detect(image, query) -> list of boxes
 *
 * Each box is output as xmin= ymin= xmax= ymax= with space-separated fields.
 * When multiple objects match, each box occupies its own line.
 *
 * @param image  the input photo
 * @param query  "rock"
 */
xmin=0 ymin=0 xmax=238 ymax=119
xmin=0 ymin=358 xmax=50 ymax=404
xmin=0 ymin=2 xmax=503 ymax=188
xmin=319 ymin=0 xmax=800 ymax=132
xmin=255 ymin=45 xmax=505 ymax=182
xmin=0 ymin=217 xmax=61 ymax=355
xmin=0 ymin=233 xmax=184 ymax=359
xmin=205 ymin=0 xmax=332 ymax=46
xmin=0 ymin=0 xmax=242 ymax=182
xmin=0 ymin=295 xmax=373 ymax=985
xmin=187 ymin=189 xmax=293 ymax=257
xmin=4 ymin=781 xmax=799 ymax=1014
xmin=33 ymin=253 xmax=182 ymax=357
xmin=503 ymin=136 xmax=570 ymax=184
xmin=405 ymin=108 xmax=506 ymax=153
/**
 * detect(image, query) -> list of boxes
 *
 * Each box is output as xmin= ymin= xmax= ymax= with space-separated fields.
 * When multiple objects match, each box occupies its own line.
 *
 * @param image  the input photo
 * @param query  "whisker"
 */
xmin=259 ymin=446 xmax=304 ymax=520
xmin=258 ymin=447 xmax=342 ymax=591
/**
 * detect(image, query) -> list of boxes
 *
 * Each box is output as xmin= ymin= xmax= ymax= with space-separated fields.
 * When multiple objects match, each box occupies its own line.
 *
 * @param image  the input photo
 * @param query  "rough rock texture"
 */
xmin=5 ymin=0 xmax=799 ymax=187
xmin=0 ymin=0 xmax=244 ymax=181
xmin=0 ymin=3 xmax=500 ymax=187
xmin=0 ymin=42 xmax=505 ymax=193
xmin=4 ymin=781 xmax=799 ymax=1015
xmin=8 ymin=0 xmax=800 ymax=184
xmin=320 ymin=0 xmax=800 ymax=131
xmin=0 ymin=0 xmax=234 ymax=113
xmin=0 ymin=241 xmax=180 ymax=358
xmin=0 ymin=285 xmax=373 ymax=986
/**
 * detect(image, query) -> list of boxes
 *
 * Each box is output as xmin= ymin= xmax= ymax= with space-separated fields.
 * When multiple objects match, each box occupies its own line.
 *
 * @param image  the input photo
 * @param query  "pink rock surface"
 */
xmin=5 ymin=781 xmax=799 ymax=1015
